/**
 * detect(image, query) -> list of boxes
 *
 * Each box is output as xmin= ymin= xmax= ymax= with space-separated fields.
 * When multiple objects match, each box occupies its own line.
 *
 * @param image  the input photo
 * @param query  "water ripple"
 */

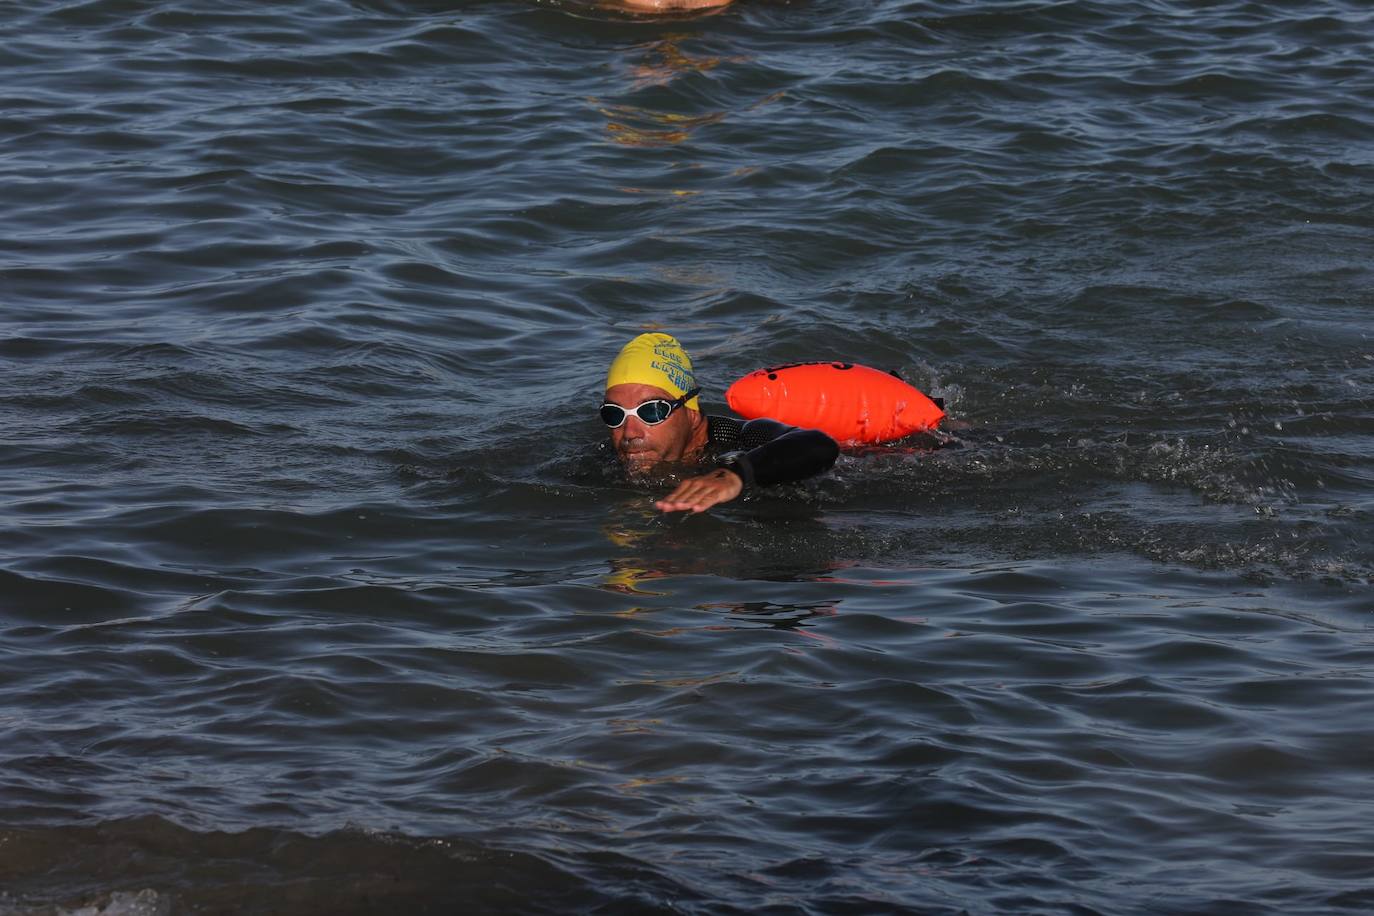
xmin=3 ymin=0 xmax=1374 ymax=912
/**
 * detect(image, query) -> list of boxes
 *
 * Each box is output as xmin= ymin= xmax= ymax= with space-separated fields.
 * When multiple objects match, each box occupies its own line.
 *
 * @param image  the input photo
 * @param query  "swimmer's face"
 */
xmin=603 ymin=383 xmax=698 ymax=474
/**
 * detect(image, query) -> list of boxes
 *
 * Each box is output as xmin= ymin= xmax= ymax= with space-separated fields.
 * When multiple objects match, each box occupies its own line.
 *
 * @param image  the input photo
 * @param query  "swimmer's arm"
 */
xmin=727 ymin=420 xmax=839 ymax=487
xmin=654 ymin=468 xmax=743 ymax=514
xmin=653 ymin=422 xmax=839 ymax=514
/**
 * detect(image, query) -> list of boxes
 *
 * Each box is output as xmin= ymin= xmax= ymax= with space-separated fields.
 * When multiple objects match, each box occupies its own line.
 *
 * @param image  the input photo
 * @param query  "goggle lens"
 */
xmin=599 ymin=387 xmax=700 ymax=429
xmin=600 ymin=400 xmax=672 ymax=427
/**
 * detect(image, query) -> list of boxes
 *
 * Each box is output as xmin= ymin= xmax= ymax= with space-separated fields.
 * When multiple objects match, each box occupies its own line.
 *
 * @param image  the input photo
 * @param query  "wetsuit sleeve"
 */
xmin=718 ymin=418 xmax=839 ymax=489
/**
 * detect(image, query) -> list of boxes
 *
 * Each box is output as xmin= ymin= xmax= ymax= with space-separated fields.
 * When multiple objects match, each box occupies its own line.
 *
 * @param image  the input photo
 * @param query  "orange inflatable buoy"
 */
xmin=725 ymin=361 xmax=944 ymax=445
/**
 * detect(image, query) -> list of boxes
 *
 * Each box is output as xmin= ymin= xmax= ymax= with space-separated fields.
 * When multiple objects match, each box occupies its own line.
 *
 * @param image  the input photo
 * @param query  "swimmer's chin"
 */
xmin=620 ymin=459 xmax=666 ymax=482
xmin=618 ymin=455 xmax=694 ymax=485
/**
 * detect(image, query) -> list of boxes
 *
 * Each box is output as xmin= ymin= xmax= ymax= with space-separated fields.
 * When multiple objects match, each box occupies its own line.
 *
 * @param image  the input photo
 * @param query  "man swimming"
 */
xmin=602 ymin=333 xmax=839 ymax=513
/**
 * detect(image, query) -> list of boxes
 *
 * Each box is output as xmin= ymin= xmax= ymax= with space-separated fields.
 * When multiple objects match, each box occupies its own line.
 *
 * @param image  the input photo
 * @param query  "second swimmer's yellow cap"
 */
xmin=605 ymin=333 xmax=701 ymax=412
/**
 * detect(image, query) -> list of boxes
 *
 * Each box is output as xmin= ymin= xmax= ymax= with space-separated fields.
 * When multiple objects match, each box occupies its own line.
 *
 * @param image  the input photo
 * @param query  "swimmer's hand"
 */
xmin=654 ymin=468 xmax=743 ymax=514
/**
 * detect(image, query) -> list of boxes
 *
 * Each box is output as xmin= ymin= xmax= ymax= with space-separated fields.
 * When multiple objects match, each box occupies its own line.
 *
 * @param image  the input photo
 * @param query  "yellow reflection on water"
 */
xmin=628 ymin=35 xmax=740 ymax=88
xmin=607 ymin=718 xmax=663 ymax=733
xmin=617 ymin=774 xmax=687 ymax=792
xmin=601 ymin=511 xmax=657 ymax=597
xmin=603 ymin=558 xmax=668 ymax=596
xmin=637 ymin=669 xmax=740 ymax=688
xmin=598 ymin=104 xmax=726 ymax=148
xmin=589 ymin=34 xmax=751 ymax=150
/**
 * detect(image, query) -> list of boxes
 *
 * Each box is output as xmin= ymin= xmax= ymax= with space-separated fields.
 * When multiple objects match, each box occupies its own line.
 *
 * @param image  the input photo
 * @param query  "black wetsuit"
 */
xmin=706 ymin=416 xmax=839 ymax=489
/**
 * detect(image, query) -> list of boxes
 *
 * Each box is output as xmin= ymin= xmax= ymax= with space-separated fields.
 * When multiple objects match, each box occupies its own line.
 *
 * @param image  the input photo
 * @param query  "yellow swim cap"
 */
xmin=605 ymin=333 xmax=701 ymax=412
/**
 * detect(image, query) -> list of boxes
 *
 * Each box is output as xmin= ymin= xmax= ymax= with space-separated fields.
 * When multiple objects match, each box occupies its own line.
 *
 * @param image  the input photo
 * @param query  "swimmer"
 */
xmin=603 ymin=333 xmax=839 ymax=513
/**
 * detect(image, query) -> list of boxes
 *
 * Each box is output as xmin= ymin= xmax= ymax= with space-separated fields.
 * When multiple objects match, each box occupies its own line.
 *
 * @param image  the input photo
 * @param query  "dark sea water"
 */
xmin=3 ymin=0 xmax=1373 ymax=912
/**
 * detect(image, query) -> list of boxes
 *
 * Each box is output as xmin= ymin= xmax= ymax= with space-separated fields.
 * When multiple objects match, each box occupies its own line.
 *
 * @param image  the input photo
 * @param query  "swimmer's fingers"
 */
xmin=654 ymin=469 xmax=743 ymax=513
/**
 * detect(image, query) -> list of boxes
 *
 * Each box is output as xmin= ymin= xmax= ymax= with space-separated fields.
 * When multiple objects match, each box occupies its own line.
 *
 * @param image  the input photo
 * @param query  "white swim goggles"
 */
xmin=599 ymin=387 xmax=700 ymax=428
